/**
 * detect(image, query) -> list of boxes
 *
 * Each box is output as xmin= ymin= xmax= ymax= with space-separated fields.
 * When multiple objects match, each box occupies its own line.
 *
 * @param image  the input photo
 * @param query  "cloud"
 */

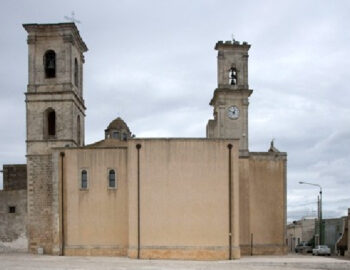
xmin=0 ymin=0 xmax=349 ymax=222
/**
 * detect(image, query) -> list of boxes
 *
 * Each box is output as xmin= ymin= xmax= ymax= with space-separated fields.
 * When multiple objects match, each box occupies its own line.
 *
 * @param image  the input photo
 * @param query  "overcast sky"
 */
xmin=0 ymin=0 xmax=349 ymax=222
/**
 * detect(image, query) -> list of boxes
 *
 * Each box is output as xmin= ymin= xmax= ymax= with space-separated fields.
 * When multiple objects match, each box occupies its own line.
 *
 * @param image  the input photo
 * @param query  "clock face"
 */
xmin=227 ymin=106 xmax=240 ymax=119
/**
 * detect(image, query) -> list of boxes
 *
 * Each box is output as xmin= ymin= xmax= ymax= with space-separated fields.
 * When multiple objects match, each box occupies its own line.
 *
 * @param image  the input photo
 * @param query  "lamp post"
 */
xmin=298 ymin=181 xmax=323 ymax=245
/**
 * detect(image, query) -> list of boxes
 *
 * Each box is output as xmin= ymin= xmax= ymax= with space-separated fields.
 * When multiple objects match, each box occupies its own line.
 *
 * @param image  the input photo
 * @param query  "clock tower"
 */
xmin=206 ymin=40 xmax=252 ymax=155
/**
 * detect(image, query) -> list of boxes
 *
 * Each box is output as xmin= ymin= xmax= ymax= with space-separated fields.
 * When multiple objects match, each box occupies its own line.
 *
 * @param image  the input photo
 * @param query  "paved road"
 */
xmin=0 ymin=253 xmax=349 ymax=270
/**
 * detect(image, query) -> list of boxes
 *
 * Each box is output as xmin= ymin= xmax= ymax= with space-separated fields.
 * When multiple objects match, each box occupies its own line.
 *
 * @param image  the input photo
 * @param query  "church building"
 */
xmin=3 ymin=22 xmax=287 ymax=259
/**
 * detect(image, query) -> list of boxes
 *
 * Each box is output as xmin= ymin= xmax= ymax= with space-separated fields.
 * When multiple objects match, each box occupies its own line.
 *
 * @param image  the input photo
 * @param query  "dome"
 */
xmin=106 ymin=117 xmax=131 ymax=133
xmin=105 ymin=117 xmax=132 ymax=140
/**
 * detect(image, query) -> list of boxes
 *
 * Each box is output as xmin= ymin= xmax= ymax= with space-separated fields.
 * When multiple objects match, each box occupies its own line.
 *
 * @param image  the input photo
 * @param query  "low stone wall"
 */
xmin=0 ymin=189 xmax=28 ymax=252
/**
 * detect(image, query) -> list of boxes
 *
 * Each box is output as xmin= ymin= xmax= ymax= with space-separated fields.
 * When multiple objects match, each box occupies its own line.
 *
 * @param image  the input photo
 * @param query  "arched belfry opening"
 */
xmin=229 ymin=67 xmax=237 ymax=85
xmin=43 ymin=108 xmax=56 ymax=139
xmin=74 ymin=58 xmax=79 ymax=87
xmin=44 ymin=50 xmax=56 ymax=78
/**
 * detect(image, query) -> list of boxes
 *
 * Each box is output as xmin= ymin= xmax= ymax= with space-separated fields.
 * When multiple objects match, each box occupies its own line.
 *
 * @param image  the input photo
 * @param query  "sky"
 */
xmin=0 ymin=0 xmax=349 ymax=222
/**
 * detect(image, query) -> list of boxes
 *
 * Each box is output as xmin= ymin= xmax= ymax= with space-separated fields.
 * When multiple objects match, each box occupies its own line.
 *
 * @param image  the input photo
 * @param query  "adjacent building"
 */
xmin=324 ymin=217 xmax=346 ymax=254
xmin=336 ymin=208 xmax=349 ymax=256
xmin=0 ymin=165 xmax=27 ymax=252
xmin=286 ymin=218 xmax=316 ymax=252
xmin=287 ymin=216 xmax=347 ymax=254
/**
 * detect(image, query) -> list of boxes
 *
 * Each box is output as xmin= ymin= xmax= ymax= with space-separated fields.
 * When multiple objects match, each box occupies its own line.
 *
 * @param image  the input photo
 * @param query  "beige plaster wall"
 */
xmin=238 ymin=157 xmax=251 ymax=251
xmin=57 ymin=139 xmax=285 ymax=259
xmin=127 ymin=139 xmax=240 ymax=260
xmin=247 ymin=153 xmax=287 ymax=255
xmin=63 ymin=148 xmax=128 ymax=256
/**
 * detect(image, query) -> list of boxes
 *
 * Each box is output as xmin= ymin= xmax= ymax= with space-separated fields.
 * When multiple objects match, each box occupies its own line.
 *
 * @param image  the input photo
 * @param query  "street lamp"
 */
xmin=298 ymin=181 xmax=323 ymax=245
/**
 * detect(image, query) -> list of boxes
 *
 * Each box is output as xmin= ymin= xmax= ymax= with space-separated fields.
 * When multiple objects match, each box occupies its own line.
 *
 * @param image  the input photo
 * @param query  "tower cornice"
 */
xmin=209 ymin=88 xmax=253 ymax=106
xmin=23 ymin=22 xmax=88 ymax=53
xmin=215 ymin=40 xmax=251 ymax=50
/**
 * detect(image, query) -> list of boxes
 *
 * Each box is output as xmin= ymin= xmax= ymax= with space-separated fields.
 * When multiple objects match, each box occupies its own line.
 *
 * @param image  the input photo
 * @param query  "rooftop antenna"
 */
xmin=64 ymin=11 xmax=81 ymax=24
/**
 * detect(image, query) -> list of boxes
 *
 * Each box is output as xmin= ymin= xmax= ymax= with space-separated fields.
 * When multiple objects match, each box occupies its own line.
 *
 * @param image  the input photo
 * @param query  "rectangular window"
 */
xmin=8 ymin=206 xmax=16 ymax=213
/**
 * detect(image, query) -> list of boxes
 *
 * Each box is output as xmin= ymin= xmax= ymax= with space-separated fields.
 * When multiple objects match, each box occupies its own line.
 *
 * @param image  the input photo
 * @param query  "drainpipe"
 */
xmin=60 ymin=152 xmax=65 ymax=256
xmin=251 ymin=233 xmax=253 ymax=256
xmin=227 ymin=144 xmax=233 ymax=260
xmin=136 ymin=144 xmax=142 ymax=259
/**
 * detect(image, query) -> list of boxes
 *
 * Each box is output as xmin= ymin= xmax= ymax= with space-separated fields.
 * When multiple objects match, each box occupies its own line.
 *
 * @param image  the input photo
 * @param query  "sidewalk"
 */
xmin=0 ymin=253 xmax=349 ymax=270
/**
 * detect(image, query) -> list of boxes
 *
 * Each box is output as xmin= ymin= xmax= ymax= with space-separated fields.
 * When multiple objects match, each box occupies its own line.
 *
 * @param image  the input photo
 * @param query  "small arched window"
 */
xmin=47 ymin=109 xmax=56 ymax=137
xmin=81 ymin=170 xmax=88 ymax=189
xmin=77 ymin=115 xmax=81 ymax=146
xmin=74 ymin=58 xmax=79 ymax=87
xmin=229 ymin=67 xmax=237 ymax=85
xmin=44 ymin=50 xmax=56 ymax=78
xmin=108 ymin=169 xmax=116 ymax=188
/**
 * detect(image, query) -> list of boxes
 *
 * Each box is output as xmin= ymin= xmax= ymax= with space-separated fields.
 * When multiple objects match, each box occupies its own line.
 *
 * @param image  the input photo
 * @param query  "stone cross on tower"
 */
xmin=64 ymin=11 xmax=81 ymax=24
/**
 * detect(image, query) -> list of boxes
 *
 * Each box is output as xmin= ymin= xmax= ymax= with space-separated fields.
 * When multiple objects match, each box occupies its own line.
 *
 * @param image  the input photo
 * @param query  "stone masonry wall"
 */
xmin=26 ymin=100 xmax=78 ymax=148
xmin=27 ymin=155 xmax=54 ymax=254
xmin=0 ymin=189 xmax=27 ymax=252
xmin=3 ymin=164 xmax=27 ymax=191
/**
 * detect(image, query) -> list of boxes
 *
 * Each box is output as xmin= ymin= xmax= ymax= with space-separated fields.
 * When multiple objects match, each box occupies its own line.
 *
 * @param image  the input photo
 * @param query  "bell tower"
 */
xmin=23 ymin=23 xmax=88 ymax=254
xmin=206 ymin=40 xmax=252 ymax=155
xmin=24 ymin=23 xmax=88 ymax=152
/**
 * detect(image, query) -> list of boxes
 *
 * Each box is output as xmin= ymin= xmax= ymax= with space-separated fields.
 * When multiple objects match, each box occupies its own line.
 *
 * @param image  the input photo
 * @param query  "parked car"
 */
xmin=312 ymin=245 xmax=331 ymax=256
xmin=295 ymin=242 xmax=313 ymax=253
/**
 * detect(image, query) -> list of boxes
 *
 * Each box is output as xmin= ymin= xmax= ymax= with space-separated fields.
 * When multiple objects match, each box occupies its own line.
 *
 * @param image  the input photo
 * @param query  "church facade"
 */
xmin=18 ymin=22 xmax=287 ymax=259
